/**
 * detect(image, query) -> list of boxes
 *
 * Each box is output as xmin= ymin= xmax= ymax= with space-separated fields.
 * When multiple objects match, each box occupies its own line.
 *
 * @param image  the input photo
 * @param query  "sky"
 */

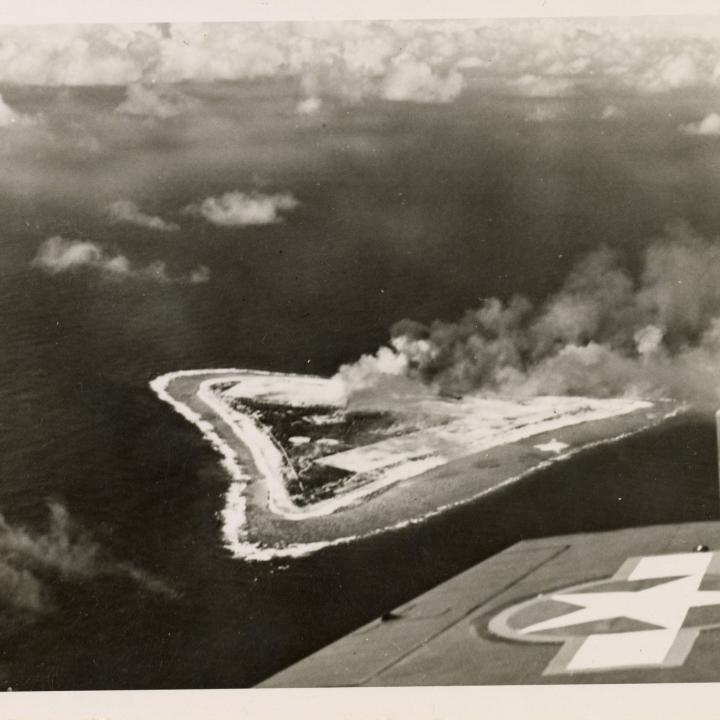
xmin=7 ymin=18 xmax=720 ymax=402
xmin=4 ymin=18 xmax=720 ymax=197
xmin=4 ymin=18 xmax=720 ymax=90
xmin=2 ymin=18 xmax=720 ymax=225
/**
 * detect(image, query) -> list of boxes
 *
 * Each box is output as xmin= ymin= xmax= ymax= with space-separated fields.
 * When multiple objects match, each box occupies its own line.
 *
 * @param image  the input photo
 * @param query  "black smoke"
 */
xmin=338 ymin=221 xmax=720 ymax=409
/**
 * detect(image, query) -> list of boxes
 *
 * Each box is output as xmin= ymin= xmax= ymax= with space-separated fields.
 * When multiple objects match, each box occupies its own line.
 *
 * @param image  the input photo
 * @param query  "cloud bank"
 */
xmin=2 ymin=19 xmax=720 ymax=104
xmin=115 ymin=83 xmax=198 ymax=119
xmin=108 ymin=200 xmax=179 ymax=232
xmin=31 ymin=236 xmax=209 ymax=284
xmin=185 ymin=191 xmax=300 ymax=226
xmin=513 ymin=74 xmax=575 ymax=97
xmin=380 ymin=59 xmax=464 ymax=103
xmin=337 ymin=221 xmax=720 ymax=410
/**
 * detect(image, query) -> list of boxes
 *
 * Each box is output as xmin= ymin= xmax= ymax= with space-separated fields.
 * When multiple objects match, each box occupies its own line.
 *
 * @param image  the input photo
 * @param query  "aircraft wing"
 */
xmin=258 ymin=521 xmax=720 ymax=686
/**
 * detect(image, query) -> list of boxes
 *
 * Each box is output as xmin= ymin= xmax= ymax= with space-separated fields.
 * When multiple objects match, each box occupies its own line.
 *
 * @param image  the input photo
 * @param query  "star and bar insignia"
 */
xmin=488 ymin=551 xmax=720 ymax=675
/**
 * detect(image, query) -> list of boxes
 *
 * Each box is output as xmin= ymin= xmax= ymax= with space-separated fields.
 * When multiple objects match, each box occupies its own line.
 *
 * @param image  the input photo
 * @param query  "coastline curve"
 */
xmin=150 ymin=369 xmax=684 ymax=562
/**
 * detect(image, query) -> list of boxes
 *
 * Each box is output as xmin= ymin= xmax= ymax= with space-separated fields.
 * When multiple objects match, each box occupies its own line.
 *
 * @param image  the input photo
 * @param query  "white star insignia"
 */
xmin=521 ymin=573 xmax=720 ymax=635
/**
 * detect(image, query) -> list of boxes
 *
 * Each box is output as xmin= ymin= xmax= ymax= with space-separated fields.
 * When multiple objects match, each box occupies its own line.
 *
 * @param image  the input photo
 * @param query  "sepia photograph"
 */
xmin=4 ymin=0 xmax=720 ymax=714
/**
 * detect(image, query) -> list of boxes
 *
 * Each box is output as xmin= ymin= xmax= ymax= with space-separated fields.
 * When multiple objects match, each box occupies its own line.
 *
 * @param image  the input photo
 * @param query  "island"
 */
xmin=150 ymin=369 xmax=683 ymax=561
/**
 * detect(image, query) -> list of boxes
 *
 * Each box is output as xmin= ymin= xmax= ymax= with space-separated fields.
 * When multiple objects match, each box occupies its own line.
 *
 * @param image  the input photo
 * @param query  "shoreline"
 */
xmin=150 ymin=369 xmax=686 ymax=562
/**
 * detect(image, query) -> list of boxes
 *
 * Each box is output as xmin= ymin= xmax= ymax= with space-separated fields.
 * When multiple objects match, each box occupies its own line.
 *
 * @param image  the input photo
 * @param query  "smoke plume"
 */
xmin=0 ymin=502 xmax=175 ymax=618
xmin=337 ymin=221 xmax=720 ymax=409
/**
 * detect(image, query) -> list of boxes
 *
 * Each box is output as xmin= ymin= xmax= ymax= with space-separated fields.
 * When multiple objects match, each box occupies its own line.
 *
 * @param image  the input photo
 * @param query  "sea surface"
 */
xmin=0 ymin=81 xmax=719 ymax=688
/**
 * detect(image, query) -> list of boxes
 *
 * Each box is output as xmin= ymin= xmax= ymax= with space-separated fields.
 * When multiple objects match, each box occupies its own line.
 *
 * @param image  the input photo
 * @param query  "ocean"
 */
xmin=0 ymin=80 xmax=718 ymax=688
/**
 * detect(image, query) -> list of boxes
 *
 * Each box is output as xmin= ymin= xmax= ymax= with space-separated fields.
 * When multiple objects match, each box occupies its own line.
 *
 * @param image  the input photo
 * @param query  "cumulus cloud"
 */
xmin=455 ymin=56 xmax=491 ymax=70
xmin=337 ymin=221 xmax=720 ymax=410
xmin=0 ymin=502 xmax=175 ymax=617
xmin=544 ymin=57 xmax=592 ymax=76
xmin=638 ymin=53 xmax=700 ymax=92
xmin=679 ymin=112 xmax=720 ymax=136
xmin=108 ymin=200 xmax=179 ymax=231
xmin=513 ymin=74 xmax=575 ymax=97
xmin=32 ymin=237 xmax=103 ymax=273
xmin=31 ymin=236 xmax=209 ymax=284
xmin=3 ymin=19 xmax=720 ymax=121
xmin=380 ymin=59 xmax=464 ymax=103
xmin=185 ymin=191 xmax=300 ymax=226
xmin=1 ymin=20 xmax=720 ymax=102
xmin=116 ymin=83 xmax=198 ymax=119
xmin=0 ymin=25 xmax=160 ymax=86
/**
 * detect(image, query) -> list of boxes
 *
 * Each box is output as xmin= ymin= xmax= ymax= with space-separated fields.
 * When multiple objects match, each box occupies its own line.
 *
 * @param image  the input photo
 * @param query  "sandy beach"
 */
xmin=151 ymin=369 xmax=683 ymax=561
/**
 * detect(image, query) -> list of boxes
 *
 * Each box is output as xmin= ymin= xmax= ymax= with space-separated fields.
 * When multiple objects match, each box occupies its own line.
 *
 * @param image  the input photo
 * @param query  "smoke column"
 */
xmin=338 ymin=221 xmax=720 ymax=410
xmin=0 ymin=502 xmax=176 ymax=618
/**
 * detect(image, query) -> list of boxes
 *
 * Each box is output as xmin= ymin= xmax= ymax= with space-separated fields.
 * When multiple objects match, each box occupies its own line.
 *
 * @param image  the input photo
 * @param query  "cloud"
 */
xmin=0 ymin=20 xmax=715 ymax=105
xmin=296 ymin=96 xmax=323 ymax=115
xmin=380 ymin=59 xmax=464 ymax=103
xmin=0 ymin=92 xmax=37 ymax=128
xmin=336 ymin=221 xmax=720 ymax=410
xmin=185 ymin=190 xmax=300 ymax=226
xmin=455 ymin=55 xmax=491 ymax=70
xmin=0 ymin=25 xmax=160 ymax=86
xmin=513 ymin=74 xmax=575 ymax=97
xmin=544 ymin=57 xmax=591 ymax=76
xmin=188 ymin=265 xmax=211 ymax=284
xmin=679 ymin=112 xmax=720 ymax=136
xmin=32 ymin=236 xmax=103 ymax=273
xmin=638 ymin=53 xmax=701 ymax=92
xmin=31 ymin=236 xmax=209 ymax=284
xmin=108 ymin=200 xmax=179 ymax=231
xmin=600 ymin=104 xmax=625 ymax=120
xmin=116 ymin=83 xmax=198 ymax=119
xmin=0 ymin=502 xmax=175 ymax=617
xmin=2 ymin=20 xmax=720 ymax=109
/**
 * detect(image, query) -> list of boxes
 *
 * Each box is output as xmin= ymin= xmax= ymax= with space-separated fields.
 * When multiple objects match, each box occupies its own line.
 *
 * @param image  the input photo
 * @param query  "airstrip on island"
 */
xmin=151 ymin=369 xmax=683 ymax=561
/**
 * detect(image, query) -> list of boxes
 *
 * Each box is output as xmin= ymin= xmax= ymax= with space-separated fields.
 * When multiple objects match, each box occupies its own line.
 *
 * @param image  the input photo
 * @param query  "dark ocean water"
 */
xmin=0 ymin=82 xmax=719 ymax=688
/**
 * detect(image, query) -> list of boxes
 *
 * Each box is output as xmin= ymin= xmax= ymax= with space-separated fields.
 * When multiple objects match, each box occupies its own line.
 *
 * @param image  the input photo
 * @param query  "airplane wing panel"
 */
xmin=258 ymin=521 xmax=720 ymax=686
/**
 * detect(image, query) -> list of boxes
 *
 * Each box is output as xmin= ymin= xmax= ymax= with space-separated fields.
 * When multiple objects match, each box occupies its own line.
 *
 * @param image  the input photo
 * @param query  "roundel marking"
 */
xmin=486 ymin=551 xmax=720 ymax=675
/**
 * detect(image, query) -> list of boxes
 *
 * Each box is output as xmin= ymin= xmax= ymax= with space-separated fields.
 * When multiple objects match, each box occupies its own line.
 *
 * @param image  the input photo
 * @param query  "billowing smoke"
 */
xmin=337 ymin=221 xmax=720 ymax=409
xmin=0 ymin=502 xmax=175 ymax=618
